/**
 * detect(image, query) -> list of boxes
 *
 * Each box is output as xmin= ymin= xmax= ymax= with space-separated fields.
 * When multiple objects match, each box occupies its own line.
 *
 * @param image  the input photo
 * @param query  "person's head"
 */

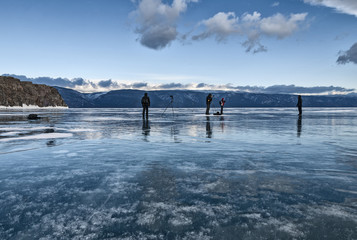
xmin=209 ymin=93 xmax=212 ymax=97
xmin=221 ymin=98 xmax=224 ymax=101
xmin=144 ymin=92 xmax=148 ymax=97
xmin=298 ymin=95 xmax=301 ymax=99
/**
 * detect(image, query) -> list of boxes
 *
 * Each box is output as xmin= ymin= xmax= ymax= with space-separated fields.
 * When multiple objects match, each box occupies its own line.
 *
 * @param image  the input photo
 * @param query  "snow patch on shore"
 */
xmin=0 ymin=104 xmax=68 ymax=109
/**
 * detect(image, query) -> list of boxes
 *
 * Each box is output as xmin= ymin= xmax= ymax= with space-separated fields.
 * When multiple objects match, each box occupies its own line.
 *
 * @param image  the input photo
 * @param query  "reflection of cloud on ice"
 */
xmin=52 ymin=150 xmax=70 ymax=154
xmin=0 ymin=126 xmax=55 ymax=131
xmin=0 ymin=131 xmax=21 ymax=137
xmin=67 ymin=128 xmax=96 ymax=133
xmin=0 ymin=133 xmax=73 ymax=142
xmin=66 ymin=153 xmax=78 ymax=157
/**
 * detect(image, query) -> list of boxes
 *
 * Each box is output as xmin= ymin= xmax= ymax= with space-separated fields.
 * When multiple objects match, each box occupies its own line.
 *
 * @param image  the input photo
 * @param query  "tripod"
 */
xmin=161 ymin=95 xmax=175 ymax=118
xmin=211 ymin=96 xmax=220 ymax=115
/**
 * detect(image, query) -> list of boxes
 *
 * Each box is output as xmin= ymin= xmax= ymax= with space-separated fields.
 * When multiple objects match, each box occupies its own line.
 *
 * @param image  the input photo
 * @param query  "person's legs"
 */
xmin=206 ymin=104 xmax=210 ymax=115
xmin=298 ymin=107 xmax=302 ymax=115
xmin=142 ymin=107 xmax=145 ymax=118
xmin=221 ymin=106 xmax=223 ymax=115
xmin=145 ymin=106 xmax=149 ymax=119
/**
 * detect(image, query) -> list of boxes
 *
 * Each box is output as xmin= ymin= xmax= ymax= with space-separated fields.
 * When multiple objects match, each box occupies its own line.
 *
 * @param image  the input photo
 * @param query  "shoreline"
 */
xmin=0 ymin=104 xmax=68 ymax=109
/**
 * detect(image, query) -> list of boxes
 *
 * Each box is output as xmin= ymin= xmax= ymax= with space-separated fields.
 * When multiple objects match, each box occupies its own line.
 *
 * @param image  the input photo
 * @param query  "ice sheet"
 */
xmin=0 ymin=108 xmax=356 ymax=239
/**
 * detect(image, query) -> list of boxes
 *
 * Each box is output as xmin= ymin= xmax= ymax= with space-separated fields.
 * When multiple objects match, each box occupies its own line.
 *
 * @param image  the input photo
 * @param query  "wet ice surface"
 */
xmin=0 ymin=108 xmax=356 ymax=239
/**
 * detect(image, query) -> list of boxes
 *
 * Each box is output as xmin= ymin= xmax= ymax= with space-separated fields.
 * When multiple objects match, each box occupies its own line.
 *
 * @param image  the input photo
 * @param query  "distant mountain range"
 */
xmin=54 ymin=86 xmax=357 ymax=108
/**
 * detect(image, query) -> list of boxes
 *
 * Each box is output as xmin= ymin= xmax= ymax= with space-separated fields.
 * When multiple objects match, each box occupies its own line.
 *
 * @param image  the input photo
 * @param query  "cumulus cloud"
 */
xmin=131 ymin=0 xmax=198 ymax=50
xmin=98 ymin=79 xmax=118 ymax=88
xmin=2 ymin=74 xmax=90 ymax=89
xmin=130 ymin=1 xmax=308 ymax=52
xmin=192 ymin=11 xmax=308 ymax=52
xmin=192 ymin=12 xmax=240 ymax=42
xmin=304 ymin=0 xmax=357 ymax=17
xmin=260 ymin=13 xmax=308 ymax=38
xmin=337 ymin=42 xmax=357 ymax=64
xmin=3 ymin=74 xmax=354 ymax=95
xmin=261 ymin=85 xmax=354 ymax=94
xmin=2 ymin=74 xmax=136 ymax=92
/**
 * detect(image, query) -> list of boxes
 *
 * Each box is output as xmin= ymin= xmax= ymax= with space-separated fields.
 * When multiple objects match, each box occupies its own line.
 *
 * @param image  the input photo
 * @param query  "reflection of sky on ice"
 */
xmin=0 ymin=108 xmax=356 ymax=239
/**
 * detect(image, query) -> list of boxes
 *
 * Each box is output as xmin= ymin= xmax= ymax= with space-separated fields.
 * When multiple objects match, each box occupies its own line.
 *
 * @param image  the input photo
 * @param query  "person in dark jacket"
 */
xmin=141 ymin=93 xmax=150 ymax=119
xmin=219 ymin=98 xmax=226 ymax=115
xmin=206 ymin=93 xmax=213 ymax=115
xmin=297 ymin=95 xmax=302 ymax=115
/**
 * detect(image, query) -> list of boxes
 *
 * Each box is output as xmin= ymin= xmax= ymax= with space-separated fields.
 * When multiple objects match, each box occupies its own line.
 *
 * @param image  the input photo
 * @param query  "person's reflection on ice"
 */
xmin=142 ymin=119 xmax=150 ymax=141
xmin=220 ymin=116 xmax=225 ymax=132
xmin=206 ymin=116 xmax=212 ymax=138
xmin=297 ymin=115 xmax=302 ymax=138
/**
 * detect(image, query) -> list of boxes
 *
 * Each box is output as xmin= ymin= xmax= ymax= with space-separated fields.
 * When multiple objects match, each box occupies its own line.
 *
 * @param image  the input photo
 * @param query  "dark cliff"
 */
xmin=0 ymin=76 xmax=67 ymax=107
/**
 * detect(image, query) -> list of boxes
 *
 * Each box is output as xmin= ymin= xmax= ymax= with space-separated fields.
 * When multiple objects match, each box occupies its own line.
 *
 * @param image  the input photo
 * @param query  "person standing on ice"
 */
xmin=219 ymin=97 xmax=226 ymax=115
xmin=206 ymin=93 xmax=213 ymax=115
xmin=141 ymin=92 xmax=150 ymax=119
xmin=296 ymin=95 xmax=302 ymax=116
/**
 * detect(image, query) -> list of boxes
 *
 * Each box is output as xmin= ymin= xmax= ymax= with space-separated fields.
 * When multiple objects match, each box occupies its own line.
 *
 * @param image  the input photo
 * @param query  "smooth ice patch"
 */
xmin=52 ymin=150 xmax=70 ymax=154
xmin=0 ymin=133 xmax=73 ymax=142
xmin=0 ymin=131 xmax=21 ymax=136
xmin=0 ymin=127 xmax=54 ymax=131
xmin=66 ymin=153 xmax=78 ymax=157
xmin=67 ymin=129 xmax=97 ymax=133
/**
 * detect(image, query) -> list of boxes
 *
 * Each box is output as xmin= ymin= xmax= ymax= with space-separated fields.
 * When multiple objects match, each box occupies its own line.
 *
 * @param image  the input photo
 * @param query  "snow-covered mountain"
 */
xmin=55 ymin=87 xmax=357 ymax=108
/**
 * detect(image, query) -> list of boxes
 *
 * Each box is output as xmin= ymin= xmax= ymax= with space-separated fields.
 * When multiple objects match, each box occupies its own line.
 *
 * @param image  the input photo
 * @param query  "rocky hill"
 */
xmin=0 ymin=76 xmax=67 ymax=107
xmin=55 ymin=87 xmax=357 ymax=108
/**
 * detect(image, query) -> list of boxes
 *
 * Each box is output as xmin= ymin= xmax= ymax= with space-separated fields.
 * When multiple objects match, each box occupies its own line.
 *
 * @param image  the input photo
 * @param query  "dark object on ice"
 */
xmin=46 ymin=140 xmax=56 ymax=147
xmin=206 ymin=93 xmax=213 ymax=115
xmin=219 ymin=97 xmax=226 ymax=114
xmin=297 ymin=95 xmax=302 ymax=115
xmin=161 ymin=95 xmax=175 ymax=118
xmin=213 ymin=112 xmax=221 ymax=115
xmin=44 ymin=128 xmax=55 ymax=133
xmin=141 ymin=93 xmax=150 ymax=119
xmin=28 ymin=114 xmax=41 ymax=120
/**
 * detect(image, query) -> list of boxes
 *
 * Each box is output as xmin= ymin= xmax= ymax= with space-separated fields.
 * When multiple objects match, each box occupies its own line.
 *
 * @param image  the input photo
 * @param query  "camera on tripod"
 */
xmin=161 ymin=95 xmax=175 ymax=118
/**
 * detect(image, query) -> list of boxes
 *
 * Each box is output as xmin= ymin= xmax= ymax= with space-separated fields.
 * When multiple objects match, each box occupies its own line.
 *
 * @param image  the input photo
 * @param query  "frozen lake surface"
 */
xmin=0 ymin=108 xmax=356 ymax=239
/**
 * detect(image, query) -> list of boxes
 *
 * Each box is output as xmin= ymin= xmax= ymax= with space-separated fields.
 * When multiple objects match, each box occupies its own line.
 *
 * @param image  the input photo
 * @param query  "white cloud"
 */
xmin=192 ymin=12 xmax=240 ymax=41
xmin=272 ymin=2 xmax=280 ymax=7
xmin=192 ymin=11 xmax=308 ymax=53
xmin=5 ymin=74 xmax=354 ymax=94
xmin=260 ymin=13 xmax=308 ymax=38
xmin=304 ymin=0 xmax=357 ymax=17
xmin=131 ymin=0 xmax=198 ymax=49
xmin=130 ymin=1 xmax=308 ymax=52
xmin=242 ymin=11 xmax=262 ymax=22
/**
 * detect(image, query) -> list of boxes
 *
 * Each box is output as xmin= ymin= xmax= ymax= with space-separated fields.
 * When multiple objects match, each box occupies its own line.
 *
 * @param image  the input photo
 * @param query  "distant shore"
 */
xmin=0 ymin=104 xmax=69 ymax=109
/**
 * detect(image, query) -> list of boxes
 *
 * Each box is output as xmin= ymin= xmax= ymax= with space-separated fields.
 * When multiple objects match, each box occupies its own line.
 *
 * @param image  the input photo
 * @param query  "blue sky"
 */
xmin=0 ymin=0 xmax=356 ymax=93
